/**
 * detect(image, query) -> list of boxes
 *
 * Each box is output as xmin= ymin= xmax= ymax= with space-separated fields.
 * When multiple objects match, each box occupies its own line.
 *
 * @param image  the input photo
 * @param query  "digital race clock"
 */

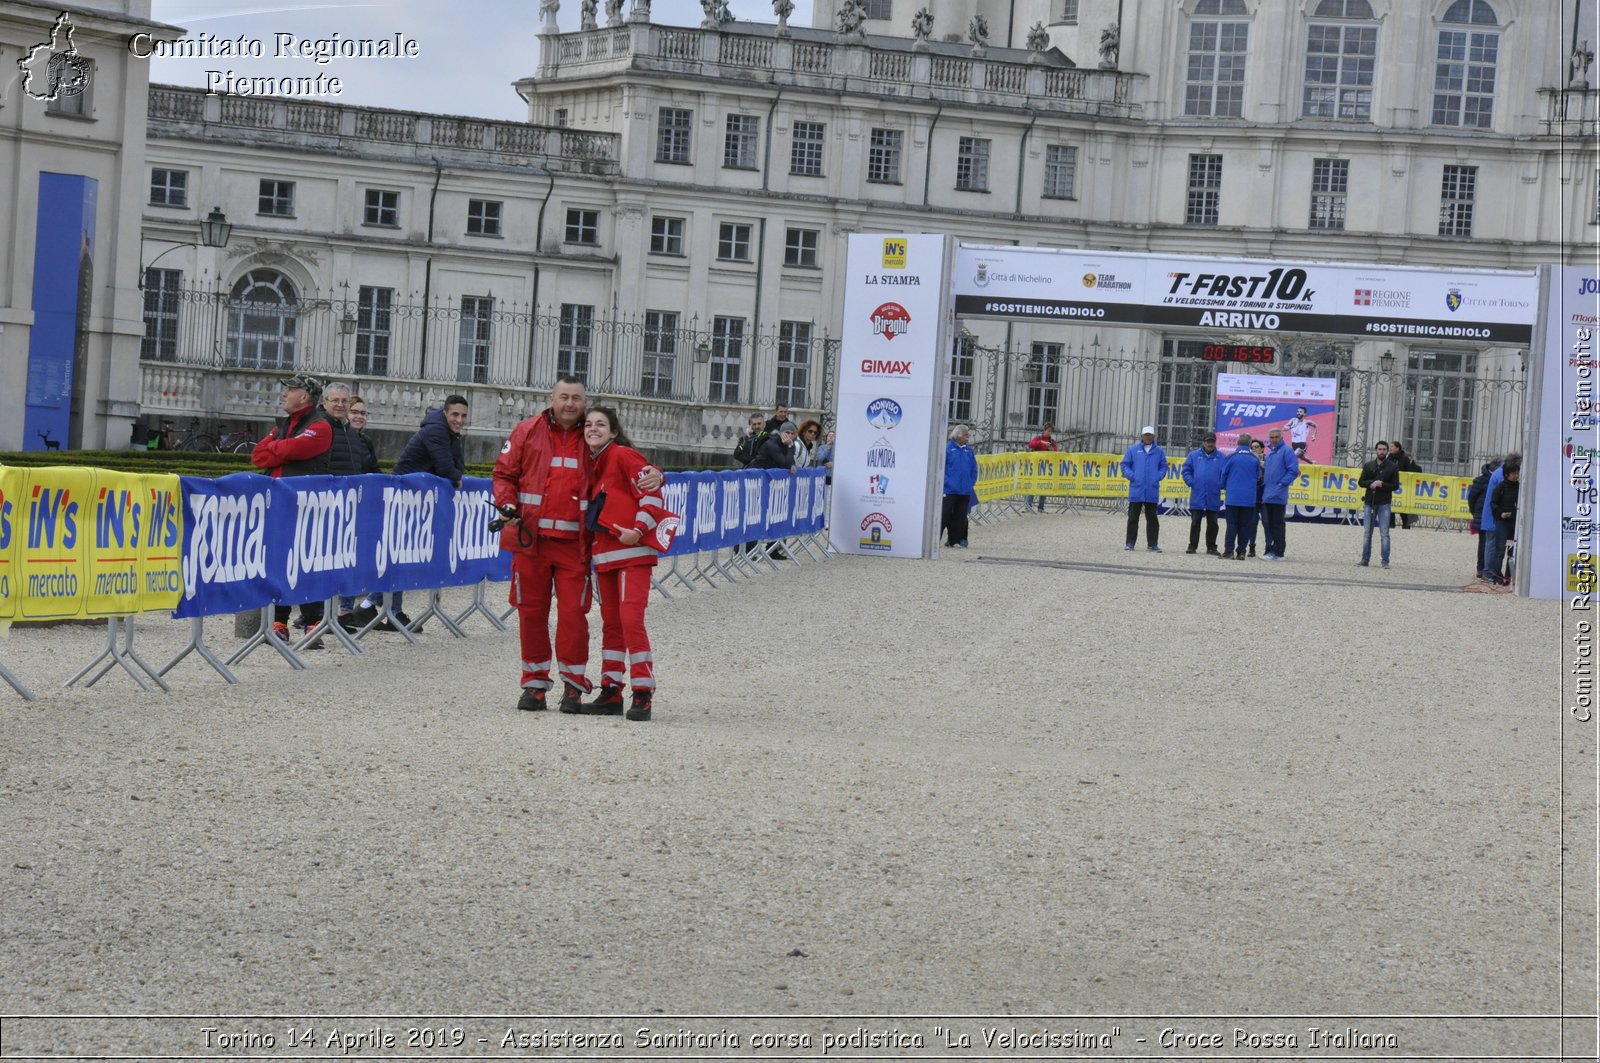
xmin=1199 ymin=344 xmax=1277 ymax=364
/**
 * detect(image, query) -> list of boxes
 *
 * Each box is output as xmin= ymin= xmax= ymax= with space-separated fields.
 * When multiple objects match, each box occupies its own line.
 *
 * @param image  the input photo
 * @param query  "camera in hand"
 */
xmin=487 ymin=503 xmax=520 ymax=533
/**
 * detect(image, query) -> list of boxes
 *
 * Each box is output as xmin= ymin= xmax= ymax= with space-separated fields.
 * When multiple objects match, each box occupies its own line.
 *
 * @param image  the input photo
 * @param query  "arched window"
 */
xmin=1432 ymin=0 xmax=1499 ymax=128
xmin=227 ymin=269 xmax=299 ymax=370
xmin=1302 ymin=0 xmax=1378 ymax=121
xmin=1185 ymin=0 xmax=1251 ymax=118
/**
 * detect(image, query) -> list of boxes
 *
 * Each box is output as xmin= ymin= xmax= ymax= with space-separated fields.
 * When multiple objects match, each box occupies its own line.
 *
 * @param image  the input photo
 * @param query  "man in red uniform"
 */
xmin=251 ymin=374 xmax=333 ymax=641
xmin=493 ymin=375 xmax=662 ymax=712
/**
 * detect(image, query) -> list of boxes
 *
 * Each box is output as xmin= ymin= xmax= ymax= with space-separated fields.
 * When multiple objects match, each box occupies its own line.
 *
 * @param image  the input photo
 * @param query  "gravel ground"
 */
xmin=0 ymin=509 xmax=1587 ymax=1056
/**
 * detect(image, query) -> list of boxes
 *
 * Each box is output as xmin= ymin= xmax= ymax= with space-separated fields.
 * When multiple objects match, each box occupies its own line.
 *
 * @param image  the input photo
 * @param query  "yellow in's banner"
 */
xmin=84 ymin=470 xmax=183 ymax=618
xmin=16 ymin=466 xmax=91 ymax=621
xmin=0 ymin=466 xmax=19 ymax=623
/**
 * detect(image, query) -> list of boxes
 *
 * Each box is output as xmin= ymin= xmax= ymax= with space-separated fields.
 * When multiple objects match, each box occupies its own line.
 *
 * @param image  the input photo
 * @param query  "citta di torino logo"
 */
xmin=869 ymin=302 xmax=911 ymax=340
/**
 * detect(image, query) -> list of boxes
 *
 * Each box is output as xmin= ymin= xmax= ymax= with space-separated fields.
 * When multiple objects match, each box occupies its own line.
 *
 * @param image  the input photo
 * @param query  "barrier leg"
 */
xmin=453 ymin=581 xmax=509 ymax=632
xmin=0 ymin=654 xmax=37 ymax=701
xmin=157 ymin=616 xmax=240 ymax=685
xmin=793 ymin=533 xmax=828 ymax=563
xmin=372 ymin=591 xmax=418 ymax=646
xmin=226 ymin=605 xmax=308 ymax=670
xmin=299 ymin=597 xmax=363 ymax=656
xmin=409 ymin=588 xmax=466 ymax=639
xmin=68 ymin=617 xmax=172 ymax=693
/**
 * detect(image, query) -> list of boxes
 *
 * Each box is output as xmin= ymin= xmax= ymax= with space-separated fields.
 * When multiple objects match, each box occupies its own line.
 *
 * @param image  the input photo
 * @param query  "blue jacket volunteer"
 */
xmin=1259 ymin=431 xmax=1301 ymax=559
xmin=941 ymin=425 xmax=978 ymax=549
xmin=1121 ymin=425 xmax=1167 ymax=551
xmin=1221 ymin=438 xmax=1262 ymax=560
xmin=1181 ymin=433 xmax=1226 ymax=554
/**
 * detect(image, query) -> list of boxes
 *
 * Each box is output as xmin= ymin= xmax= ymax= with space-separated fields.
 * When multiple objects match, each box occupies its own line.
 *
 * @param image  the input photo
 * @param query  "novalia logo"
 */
xmin=182 ymin=493 xmax=267 ymax=600
xmin=866 ymin=398 xmax=903 ymax=429
xmin=287 ymin=487 xmax=358 ymax=590
xmin=869 ymin=302 xmax=911 ymax=339
xmin=1165 ymin=268 xmax=1314 ymax=302
xmin=27 ymin=486 xmax=78 ymax=551
xmin=374 ymin=486 xmax=435 ymax=579
xmin=861 ymin=358 xmax=912 ymax=376
xmin=449 ymin=488 xmax=499 ymax=573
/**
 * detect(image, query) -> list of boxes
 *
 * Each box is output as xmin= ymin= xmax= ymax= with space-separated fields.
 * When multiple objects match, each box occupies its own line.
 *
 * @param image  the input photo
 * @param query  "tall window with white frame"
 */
xmin=867 ymin=128 xmax=903 ymax=184
xmin=948 ymin=335 xmax=975 ymax=424
xmin=564 ymin=207 xmax=599 ymax=245
xmin=141 ymin=269 xmax=182 ymax=361
xmin=657 ymin=107 xmax=693 ymax=163
xmin=1302 ymin=0 xmax=1378 ymax=121
xmin=1158 ymin=339 xmax=1219 ymax=446
xmin=354 ymin=285 xmax=392 ymax=377
xmin=650 ymin=216 xmax=685 ymax=255
xmin=228 ymin=269 xmax=298 ymax=370
xmin=710 ymin=316 xmax=744 ymax=404
xmin=724 ymin=114 xmax=760 ymax=169
xmin=467 ymin=199 xmax=502 ymax=236
xmin=457 ymin=295 xmax=492 ymax=384
xmin=777 ymin=322 xmax=812 ymax=408
xmin=257 ymin=179 xmax=294 ymax=216
xmin=1439 ymin=164 xmax=1477 ymax=237
xmin=784 ymin=227 xmax=819 ymax=268
xmin=558 ymin=303 xmax=593 ymax=384
xmin=1184 ymin=0 xmax=1249 ymax=118
xmin=1431 ymin=0 xmax=1499 ymax=128
xmin=1026 ymin=342 xmax=1062 ymax=429
xmin=717 ymin=222 xmax=753 ymax=262
xmin=955 ymin=137 xmax=990 ymax=192
xmin=1042 ymin=145 xmax=1077 ymax=200
xmin=641 ymin=310 xmax=678 ymax=397
xmin=1309 ymin=158 xmax=1349 ymax=230
xmin=790 ymin=120 xmax=826 ymax=176
xmin=364 ymin=189 xmax=400 ymax=227
xmin=1405 ymin=349 xmax=1478 ymax=475
xmin=1185 ymin=154 xmax=1222 ymax=226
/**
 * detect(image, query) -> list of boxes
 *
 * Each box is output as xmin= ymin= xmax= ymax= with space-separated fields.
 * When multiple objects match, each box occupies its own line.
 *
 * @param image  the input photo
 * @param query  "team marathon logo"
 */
xmin=1081 ymin=272 xmax=1132 ymax=291
xmin=859 ymin=512 xmax=892 ymax=551
xmin=866 ymin=398 xmax=902 ymax=430
xmin=869 ymin=302 xmax=911 ymax=340
xmin=19 ymin=13 xmax=92 ymax=103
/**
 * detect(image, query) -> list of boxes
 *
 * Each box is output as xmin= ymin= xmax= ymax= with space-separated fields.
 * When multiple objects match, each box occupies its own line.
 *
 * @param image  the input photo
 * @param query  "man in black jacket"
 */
xmin=321 ymin=382 xmax=379 ymax=629
xmin=1356 ymin=440 xmax=1400 ymax=569
xmin=1465 ymin=459 xmax=1496 ymax=580
xmin=380 ymin=395 xmax=469 ymax=630
xmin=749 ymin=420 xmax=797 ymax=559
xmin=732 ymin=411 xmax=766 ymax=468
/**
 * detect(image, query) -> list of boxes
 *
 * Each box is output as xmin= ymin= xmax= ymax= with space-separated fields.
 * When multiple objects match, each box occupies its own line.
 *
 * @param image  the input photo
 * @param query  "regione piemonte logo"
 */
xmin=19 ymin=13 xmax=91 ymax=103
xmin=869 ymin=302 xmax=911 ymax=339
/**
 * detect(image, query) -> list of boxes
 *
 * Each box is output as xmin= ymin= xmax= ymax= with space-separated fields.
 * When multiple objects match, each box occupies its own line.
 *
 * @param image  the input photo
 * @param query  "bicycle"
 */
xmin=216 ymin=428 xmax=257 ymax=454
xmin=161 ymin=418 xmax=217 ymax=452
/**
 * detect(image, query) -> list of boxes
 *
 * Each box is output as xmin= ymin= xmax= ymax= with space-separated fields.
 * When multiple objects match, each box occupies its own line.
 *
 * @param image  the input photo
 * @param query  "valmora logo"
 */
xmin=450 ymin=489 xmax=500 ymax=573
xmin=881 ymin=238 xmax=907 ymax=269
xmin=288 ymin=487 xmax=359 ymax=590
xmin=869 ymin=302 xmax=911 ymax=339
xmin=376 ymin=485 xmax=436 ymax=578
xmin=182 ymin=492 xmax=267 ymax=600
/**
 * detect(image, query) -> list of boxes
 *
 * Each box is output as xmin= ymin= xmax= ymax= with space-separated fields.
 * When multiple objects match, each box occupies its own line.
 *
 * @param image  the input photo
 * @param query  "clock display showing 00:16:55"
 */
xmin=1200 ymin=344 xmax=1277 ymax=364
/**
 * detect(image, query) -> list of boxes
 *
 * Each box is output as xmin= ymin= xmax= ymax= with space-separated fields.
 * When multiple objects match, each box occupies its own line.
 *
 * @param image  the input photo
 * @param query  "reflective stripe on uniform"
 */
xmin=636 ymin=512 xmax=658 ymax=529
xmin=628 ymin=651 xmax=654 ymax=665
xmin=549 ymin=456 xmax=578 ymax=469
xmin=538 ymin=518 xmax=583 ymax=531
xmin=638 ymin=494 xmax=664 ymax=507
xmin=518 ymin=492 xmax=542 ymax=505
xmin=593 ymin=545 xmax=657 ymax=565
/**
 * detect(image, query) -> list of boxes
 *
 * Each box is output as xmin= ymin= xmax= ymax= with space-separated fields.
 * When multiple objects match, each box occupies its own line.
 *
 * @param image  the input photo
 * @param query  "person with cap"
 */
xmin=250 ymin=374 xmax=333 ymax=644
xmin=1259 ymin=427 xmax=1301 ymax=560
xmin=1181 ymin=431 xmax=1225 ymax=555
xmin=1220 ymin=432 xmax=1260 ymax=560
xmin=1121 ymin=425 xmax=1167 ymax=552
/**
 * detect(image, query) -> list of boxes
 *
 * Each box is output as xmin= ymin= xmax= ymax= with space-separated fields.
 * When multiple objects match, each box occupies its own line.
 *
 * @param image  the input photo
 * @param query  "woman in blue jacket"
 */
xmin=941 ymin=424 xmax=979 ymax=548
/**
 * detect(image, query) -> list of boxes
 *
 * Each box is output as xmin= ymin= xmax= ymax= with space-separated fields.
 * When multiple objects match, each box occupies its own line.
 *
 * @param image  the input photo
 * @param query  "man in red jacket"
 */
xmin=493 ymin=375 xmax=662 ymax=712
xmin=251 ymin=374 xmax=332 ymax=642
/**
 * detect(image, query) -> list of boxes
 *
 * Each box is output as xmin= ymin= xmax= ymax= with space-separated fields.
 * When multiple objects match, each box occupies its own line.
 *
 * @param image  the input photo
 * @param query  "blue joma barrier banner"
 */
xmin=449 ymin=478 xmax=513 ymax=583
xmin=174 ymin=473 xmax=280 ymax=619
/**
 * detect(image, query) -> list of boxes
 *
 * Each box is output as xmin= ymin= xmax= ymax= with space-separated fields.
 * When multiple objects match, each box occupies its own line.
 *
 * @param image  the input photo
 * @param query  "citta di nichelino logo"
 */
xmin=19 ymin=12 xmax=92 ymax=103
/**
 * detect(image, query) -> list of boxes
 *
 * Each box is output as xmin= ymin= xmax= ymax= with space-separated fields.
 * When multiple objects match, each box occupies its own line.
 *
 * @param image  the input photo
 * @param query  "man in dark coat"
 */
xmin=1356 ymin=441 xmax=1401 ymax=568
xmin=379 ymin=395 xmax=469 ymax=629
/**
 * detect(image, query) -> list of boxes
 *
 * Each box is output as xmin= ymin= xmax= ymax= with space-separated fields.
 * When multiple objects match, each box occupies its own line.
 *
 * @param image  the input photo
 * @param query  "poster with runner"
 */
xmin=1214 ymin=373 xmax=1338 ymax=464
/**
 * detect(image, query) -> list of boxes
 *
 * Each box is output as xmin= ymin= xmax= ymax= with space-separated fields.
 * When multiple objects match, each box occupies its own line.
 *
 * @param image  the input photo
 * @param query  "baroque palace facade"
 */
xmin=3 ymin=0 xmax=1596 ymax=470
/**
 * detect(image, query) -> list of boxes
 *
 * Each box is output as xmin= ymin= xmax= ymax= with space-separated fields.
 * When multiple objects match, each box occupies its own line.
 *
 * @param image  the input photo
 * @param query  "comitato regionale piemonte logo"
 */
xmin=19 ymin=13 xmax=92 ymax=103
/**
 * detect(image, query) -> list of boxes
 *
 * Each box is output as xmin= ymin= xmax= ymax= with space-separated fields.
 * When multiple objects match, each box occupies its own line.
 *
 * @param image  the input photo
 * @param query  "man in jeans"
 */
xmin=1356 ymin=441 xmax=1400 ymax=568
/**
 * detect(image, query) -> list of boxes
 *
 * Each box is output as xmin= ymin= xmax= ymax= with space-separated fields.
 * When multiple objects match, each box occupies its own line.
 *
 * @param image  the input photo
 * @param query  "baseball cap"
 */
xmin=281 ymin=374 xmax=323 ymax=398
xmin=1140 ymin=425 xmax=1155 ymax=436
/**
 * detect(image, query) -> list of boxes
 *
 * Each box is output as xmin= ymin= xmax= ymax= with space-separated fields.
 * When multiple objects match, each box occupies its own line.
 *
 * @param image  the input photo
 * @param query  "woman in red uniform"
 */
xmin=579 ymin=406 xmax=667 ymax=721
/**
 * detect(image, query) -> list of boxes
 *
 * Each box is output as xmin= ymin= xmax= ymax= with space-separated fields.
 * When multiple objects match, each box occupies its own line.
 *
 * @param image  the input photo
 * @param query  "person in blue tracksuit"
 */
xmin=1478 ymin=452 xmax=1520 ymax=583
xmin=1221 ymin=434 xmax=1261 ymax=561
xmin=941 ymin=424 xmax=979 ymax=548
xmin=1121 ymin=425 xmax=1167 ymax=551
xmin=1260 ymin=427 xmax=1301 ymax=560
xmin=1181 ymin=431 xmax=1226 ymax=555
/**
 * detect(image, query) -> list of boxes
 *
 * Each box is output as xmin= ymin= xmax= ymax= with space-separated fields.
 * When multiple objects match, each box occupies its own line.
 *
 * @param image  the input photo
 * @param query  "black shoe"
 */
xmin=1234 ymin=552 xmax=1246 ymax=560
xmin=393 ymin=611 xmax=421 ymax=632
xmin=300 ymin=636 xmax=324 ymax=650
xmin=1185 ymin=546 xmax=1198 ymax=554
xmin=517 ymin=689 xmax=547 ymax=712
xmin=626 ymin=691 xmax=653 ymax=722
xmin=372 ymin=617 xmax=398 ymax=632
xmin=578 ymin=685 xmax=624 ymax=716
xmin=558 ymin=684 xmax=585 ymax=714
xmin=1247 ymin=547 xmax=1256 ymax=557
xmin=1206 ymin=548 xmax=1222 ymax=556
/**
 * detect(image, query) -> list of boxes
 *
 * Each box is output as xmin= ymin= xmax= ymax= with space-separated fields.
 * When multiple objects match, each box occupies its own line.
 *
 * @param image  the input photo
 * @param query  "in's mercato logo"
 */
xmin=869 ymin=302 xmax=911 ymax=340
xmin=20 ymin=13 xmax=91 ymax=103
xmin=881 ymin=238 xmax=907 ymax=269
xmin=866 ymin=398 xmax=903 ymax=430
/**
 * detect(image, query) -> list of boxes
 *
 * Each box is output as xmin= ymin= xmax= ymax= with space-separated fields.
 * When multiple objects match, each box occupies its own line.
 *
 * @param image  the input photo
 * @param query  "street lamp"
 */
xmin=139 ymin=207 xmax=232 ymax=289
xmin=1379 ymin=350 xmax=1395 ymax=374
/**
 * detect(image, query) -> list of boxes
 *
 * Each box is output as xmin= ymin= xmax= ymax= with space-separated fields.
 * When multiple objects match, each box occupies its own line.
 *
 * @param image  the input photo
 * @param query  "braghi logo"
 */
xmin=20 ymin=13 xmax=92 ymax=103
xmin=869 ymin=302 xmax=911 ymax=340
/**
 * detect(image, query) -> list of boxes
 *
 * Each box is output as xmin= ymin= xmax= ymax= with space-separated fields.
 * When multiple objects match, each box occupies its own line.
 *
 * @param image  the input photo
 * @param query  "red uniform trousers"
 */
xmin=510 ymin=539 xmax=591 ymax=692
xmin=596 ymin=565 xmax=655 ymax=692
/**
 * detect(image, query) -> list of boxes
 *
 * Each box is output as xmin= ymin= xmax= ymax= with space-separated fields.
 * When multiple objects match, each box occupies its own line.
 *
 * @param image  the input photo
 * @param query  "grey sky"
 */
xmin=148 ymin=1 xmax=817 ymax=121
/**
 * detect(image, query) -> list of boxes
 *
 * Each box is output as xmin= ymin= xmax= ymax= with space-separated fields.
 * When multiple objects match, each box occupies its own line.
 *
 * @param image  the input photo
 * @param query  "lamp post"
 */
xmin=139 ymin=207 xmax=232 ymax=290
